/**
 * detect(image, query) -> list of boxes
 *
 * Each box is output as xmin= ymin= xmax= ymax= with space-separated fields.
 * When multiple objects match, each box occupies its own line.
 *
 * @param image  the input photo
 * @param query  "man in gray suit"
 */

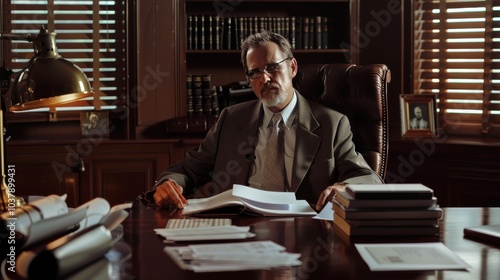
xmin=151 ymin=31 xmax=382 ymax=211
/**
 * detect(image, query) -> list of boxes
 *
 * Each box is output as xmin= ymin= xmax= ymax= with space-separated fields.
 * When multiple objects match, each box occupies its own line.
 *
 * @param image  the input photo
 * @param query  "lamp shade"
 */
xmin=9 ymin=27 xmax=93 ymax=112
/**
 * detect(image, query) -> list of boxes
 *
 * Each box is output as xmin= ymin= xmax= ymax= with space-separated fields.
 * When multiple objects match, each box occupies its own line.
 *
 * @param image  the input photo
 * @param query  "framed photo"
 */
xmin=80 ymin=111 xmax=109 ymax=138
xmin=400 ymin=94 xmax=437 ymax=137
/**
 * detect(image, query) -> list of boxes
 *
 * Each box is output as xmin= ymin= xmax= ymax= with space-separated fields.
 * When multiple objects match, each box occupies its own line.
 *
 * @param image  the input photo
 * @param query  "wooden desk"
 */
xmin=120 ymin=203 xmax=500 ymax=280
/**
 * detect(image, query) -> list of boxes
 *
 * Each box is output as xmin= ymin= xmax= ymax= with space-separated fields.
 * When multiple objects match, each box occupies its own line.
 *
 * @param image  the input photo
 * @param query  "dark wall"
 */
xmin=357 ymin=0 xmax=405 ymax=138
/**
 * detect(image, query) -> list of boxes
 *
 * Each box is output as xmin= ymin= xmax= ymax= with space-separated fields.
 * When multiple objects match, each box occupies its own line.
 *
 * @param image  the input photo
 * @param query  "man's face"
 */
xmin=414 ymin=107 xmax=423 ymax=119
xmin=245 ymin=42 xmax=297 ymax=112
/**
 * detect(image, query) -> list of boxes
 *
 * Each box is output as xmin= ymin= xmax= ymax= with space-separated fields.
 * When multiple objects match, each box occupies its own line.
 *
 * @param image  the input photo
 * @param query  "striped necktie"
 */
xmin=261 ymin=114 xmax=287 ymax=191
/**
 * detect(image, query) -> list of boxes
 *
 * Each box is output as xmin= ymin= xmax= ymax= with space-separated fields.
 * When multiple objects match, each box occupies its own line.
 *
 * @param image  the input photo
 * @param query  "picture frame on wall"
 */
xmin=80 ymin=111 xmax=109 ymax=139
xmin=400 ymin=94 xmax=437 ymax=138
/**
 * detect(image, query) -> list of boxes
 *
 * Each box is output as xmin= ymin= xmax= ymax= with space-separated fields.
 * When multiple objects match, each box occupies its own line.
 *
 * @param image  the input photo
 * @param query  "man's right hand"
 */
xmin=153 ymin=179 xmax=188 ymax=208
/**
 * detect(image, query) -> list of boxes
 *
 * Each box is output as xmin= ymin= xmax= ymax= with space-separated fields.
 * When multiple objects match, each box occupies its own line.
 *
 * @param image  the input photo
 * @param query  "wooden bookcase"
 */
xmin=178 ymin=0 xmax=355 ymax=117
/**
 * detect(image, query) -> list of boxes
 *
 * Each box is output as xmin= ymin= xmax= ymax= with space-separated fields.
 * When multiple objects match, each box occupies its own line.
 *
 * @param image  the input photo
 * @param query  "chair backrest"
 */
xmin=293 ymin=64 xmax=391 ymax=180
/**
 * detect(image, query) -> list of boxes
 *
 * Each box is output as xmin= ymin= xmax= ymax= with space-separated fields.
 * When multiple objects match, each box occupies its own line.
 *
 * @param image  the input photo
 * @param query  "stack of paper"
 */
xmin=155 ymin=225 xmax=256 ymax=242
xmin=164 ymin=241 xmax=301 ymax=272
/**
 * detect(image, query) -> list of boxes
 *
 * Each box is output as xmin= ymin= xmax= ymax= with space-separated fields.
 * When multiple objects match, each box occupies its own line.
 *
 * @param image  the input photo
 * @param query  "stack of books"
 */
xmin=186 ymin=74 xmax=219 ymax=116
xmin=333 ymin=184 xmax=442 ymax=236
xmin=186 ymin=15 xmax=331 ymax=51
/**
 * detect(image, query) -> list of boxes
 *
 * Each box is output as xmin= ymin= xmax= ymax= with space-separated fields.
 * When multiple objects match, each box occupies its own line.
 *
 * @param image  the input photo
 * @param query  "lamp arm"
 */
xmin=0 ymin=33 xmax=34 ymax=42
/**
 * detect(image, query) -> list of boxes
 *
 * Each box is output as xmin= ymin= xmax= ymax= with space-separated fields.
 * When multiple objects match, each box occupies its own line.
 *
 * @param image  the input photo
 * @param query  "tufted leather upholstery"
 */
xmin=293 ymin=64 xmax=391 ymax=180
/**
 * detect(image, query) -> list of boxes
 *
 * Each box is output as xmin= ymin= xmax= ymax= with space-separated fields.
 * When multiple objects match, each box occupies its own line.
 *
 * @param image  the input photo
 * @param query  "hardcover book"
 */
xmin=334 ymin=213 xmax=439 ymax=227
xmin=464 ymin=224 xmax=500 ymax=246
xmin=334 ymin=190 xmax=437 ymax=209
xmin=333 ymin=213 xmax=439 ymax=236
xmin=345 ymin=184 xmax=434 ymax=200
xmin=332 ymin=201 xmax=443 ymax=220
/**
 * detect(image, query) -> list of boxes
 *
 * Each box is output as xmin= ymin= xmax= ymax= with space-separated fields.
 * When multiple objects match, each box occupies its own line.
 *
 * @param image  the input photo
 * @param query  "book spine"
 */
xmin=202 ymin=74 xmax=212 ymax=116
xmin=278 ymin=17 xmax=283 ymax=37
xmin=308 ymin=16 xmax=314 ymax=49
xmin=215 ymin=16 xmax=221 ymax=50
xmin=200 ymin=16 xmax=205 ymax=50
xmin=253 ymin=16 xmax=258 ymax=34
xmin=303 ymin=17 xmax=309 ymax=49
xmin=315 ymin=16 xmax=322 ymax=49
xmin=226 ymin=17 xmax=232 ymax=50
xmin=295 ymin=16 xmax=302 ymax=49
xmin=187 ymin=15 xmax=193 ymax=50
xmin=234 ymin=17 xmax=240 ymax=49
xmin=219 ymin=16 xmax=225 ymax=50
xmin=322 ymin=17 xmax=328 ymax=49
xmin=194 ymin=16 xmax=199 ymax=50
xmin=186 ymin=74 xmax=193 ymax=116
xmin=239 ymin=17 xmax=245 ymax=48
xmin=210 ymin=86 xmax=219 ymax=117
xmin=208 ymin=15 xmax=213 ymax=50
xmin=192 ymin=75 xmax=203 ymax=115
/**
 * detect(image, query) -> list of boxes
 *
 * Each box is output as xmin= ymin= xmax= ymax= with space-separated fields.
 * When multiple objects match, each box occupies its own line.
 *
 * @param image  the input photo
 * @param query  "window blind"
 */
xmin=2 ymin=0 xmax=126 ymax=114
xmin=414 ymin=0 xmax=500 ymax=136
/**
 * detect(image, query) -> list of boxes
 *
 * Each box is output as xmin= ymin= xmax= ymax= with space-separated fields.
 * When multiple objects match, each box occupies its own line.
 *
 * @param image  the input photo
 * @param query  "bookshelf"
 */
xmin=179 ymin=0 xmax=355 ymax=117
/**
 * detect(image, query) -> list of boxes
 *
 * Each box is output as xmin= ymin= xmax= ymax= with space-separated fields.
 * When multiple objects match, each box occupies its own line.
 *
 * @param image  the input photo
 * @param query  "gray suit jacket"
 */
xmin=153 ymin=92 xmax=382 ymax=205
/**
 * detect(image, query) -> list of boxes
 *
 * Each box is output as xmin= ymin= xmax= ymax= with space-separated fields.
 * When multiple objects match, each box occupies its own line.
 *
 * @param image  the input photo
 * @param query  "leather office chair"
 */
xmin=293 ymin=64 xmax=391 ymax=180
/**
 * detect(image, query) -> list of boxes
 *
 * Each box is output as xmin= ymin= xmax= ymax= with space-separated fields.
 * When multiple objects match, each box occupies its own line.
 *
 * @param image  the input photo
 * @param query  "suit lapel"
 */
xmin=233 ymin=102 xmax=262 ymax=184
xmin=290 ymin=93 xmax=321 ymax=192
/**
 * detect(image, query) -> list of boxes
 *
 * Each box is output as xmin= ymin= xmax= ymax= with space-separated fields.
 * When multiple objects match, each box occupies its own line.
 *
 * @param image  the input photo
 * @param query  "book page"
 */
xmin=242 ymin=199 xmax=316 ymax=216
xmin=182 ymin=185 xmax=316 ymax=216
xmin=182 ymin=190 xmax=244 ymax=215
xmin=232 ymin=184 xmax=298 ymax=204
xmin=313 ymin=202 xmax=334 ymax=221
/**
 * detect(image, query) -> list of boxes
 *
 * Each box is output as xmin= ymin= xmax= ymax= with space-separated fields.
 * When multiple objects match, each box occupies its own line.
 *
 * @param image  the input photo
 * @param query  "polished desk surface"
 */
xmin=121 ymin=202 xmax=500 ymax=280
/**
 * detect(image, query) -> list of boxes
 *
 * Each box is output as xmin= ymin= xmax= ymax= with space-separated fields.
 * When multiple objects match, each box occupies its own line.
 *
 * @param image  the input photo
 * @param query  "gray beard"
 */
xmin=262 ymin=91 xmax=286 ymax=108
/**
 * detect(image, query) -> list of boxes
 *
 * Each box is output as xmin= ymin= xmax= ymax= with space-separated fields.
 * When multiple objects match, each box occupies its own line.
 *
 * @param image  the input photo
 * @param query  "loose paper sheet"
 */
xmin=355 ymin=242 xmax=471 ymax=271
xmin=313 ymin=202 xmax=334 ymax=221
xmin=165 ymin=240 xmax=301 ymax=272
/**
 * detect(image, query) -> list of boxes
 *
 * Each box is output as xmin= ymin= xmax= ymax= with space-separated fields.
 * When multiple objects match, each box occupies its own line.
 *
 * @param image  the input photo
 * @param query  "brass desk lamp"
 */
xmin=0 ymin=26 xmax=93 ymax=211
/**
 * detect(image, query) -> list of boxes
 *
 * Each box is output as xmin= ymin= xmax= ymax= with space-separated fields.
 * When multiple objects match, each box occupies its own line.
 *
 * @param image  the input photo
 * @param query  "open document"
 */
xmin=182 ymin=184 xmax=316 ymax=216
xmin=355 ymin=243 xmax=471 ymax=271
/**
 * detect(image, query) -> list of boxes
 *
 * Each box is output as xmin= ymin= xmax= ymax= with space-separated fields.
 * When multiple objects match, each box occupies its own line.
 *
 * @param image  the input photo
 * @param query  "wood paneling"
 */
xmin=387 ymin=138 xmax=500 ymax=206
xmin=5 ymin=140 xmax=187 ymax=207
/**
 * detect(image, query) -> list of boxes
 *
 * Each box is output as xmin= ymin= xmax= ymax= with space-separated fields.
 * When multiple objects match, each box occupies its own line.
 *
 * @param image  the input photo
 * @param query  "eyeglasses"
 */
xmin=245 ymin=57 xmax=292 ymax=79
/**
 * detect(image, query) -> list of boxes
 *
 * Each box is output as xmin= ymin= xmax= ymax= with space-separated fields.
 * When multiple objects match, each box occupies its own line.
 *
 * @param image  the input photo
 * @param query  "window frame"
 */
xmin=1 ymin=0 xmax=128 ymax=128
xmin=413 ymin=0 xmax=500 ymax=137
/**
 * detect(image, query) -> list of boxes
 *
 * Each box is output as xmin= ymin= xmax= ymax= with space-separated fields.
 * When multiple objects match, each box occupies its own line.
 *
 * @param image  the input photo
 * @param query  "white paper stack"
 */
xmin=164 ymin=241 xmax=302 ymax=272
xmin=155 ymin=225 xmax=256 ymax=242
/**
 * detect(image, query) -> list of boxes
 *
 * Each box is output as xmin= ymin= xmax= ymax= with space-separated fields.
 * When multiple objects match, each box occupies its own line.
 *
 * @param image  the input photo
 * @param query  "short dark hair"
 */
xmin=240 ymin=31 xmax=294 ymax=72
